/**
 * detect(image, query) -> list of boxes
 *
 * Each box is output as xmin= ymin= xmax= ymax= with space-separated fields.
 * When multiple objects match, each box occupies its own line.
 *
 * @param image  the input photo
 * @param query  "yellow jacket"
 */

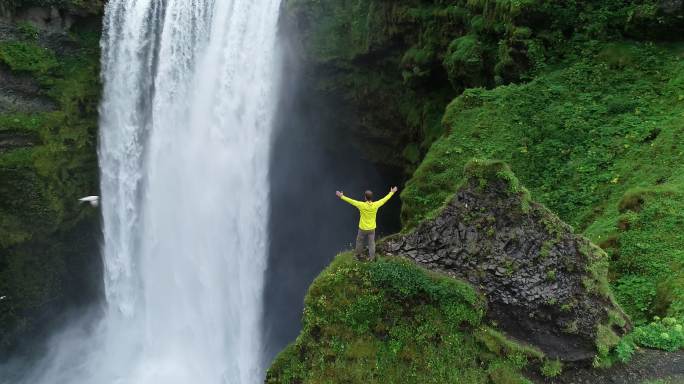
xmin=340 ymin=192 xmax=395 ymax=230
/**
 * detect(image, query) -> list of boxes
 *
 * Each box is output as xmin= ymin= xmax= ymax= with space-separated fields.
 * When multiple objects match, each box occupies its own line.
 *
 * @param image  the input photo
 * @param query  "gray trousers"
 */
xmin=355 ymin=229 xmax=376 ymax=261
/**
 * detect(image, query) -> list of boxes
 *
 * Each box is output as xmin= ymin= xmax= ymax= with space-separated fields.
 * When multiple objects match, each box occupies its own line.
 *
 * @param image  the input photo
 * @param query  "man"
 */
xmin=336 ymin=186 xmax=398 ymax=261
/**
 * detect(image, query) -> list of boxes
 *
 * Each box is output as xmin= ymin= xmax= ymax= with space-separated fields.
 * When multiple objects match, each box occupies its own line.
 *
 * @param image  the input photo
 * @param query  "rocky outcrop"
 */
xmin=383 ymin=160 xmax=630 ymax=363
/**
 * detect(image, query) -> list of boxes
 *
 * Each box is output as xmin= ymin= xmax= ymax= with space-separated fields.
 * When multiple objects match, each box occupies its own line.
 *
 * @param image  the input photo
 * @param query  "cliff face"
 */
xmin=384 ymin=161 xmax=629 ymax=363
xmin=282 ymin=0 xmax=684 ymax=172
xmin=0 ymin=1 xmax=103 ymax=357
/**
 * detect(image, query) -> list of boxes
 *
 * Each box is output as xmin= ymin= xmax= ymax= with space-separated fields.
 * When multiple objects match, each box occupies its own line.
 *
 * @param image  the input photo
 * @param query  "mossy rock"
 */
xmin=266 ymin=253 xmax=544 ymax=384
xmin=384 ymin=160 xmax=630 ymax=362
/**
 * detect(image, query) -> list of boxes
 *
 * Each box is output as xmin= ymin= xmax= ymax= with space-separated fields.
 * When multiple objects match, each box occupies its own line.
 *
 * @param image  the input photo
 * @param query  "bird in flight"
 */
xmin=79 ymin=196 xmax=100 ymax=207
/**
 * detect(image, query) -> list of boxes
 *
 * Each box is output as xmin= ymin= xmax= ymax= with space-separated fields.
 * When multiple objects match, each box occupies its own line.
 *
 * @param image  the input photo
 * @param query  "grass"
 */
xmin=267 ymin=253 xmax=551 ymax=384
xmin=400 ymin=41 xmax=684 ymax=327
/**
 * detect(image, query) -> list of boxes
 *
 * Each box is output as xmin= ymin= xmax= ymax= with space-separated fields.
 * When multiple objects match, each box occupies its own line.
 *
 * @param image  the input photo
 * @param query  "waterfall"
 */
xmin=11 ymin=0 xmax=283 ymax=383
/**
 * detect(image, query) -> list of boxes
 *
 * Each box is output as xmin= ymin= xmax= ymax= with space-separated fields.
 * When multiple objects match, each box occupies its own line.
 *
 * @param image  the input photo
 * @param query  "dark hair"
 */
xmin=365 ymin=190 xmax=373 ymax=201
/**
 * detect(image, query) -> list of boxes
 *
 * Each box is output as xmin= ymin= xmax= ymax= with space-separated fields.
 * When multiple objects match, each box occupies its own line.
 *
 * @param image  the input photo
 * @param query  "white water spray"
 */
xmin=9 ymin=0 xmax=282 ymax=383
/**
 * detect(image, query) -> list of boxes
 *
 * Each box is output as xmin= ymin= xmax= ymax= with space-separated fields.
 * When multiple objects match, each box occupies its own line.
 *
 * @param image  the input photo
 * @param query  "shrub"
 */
xmin=632 ymin=316 xmax=684 ymax=352
xmin=614 ymin=336 xmax=636 ymax=363
xmin=0 ymin=41 xmax=57 ymax=74
xmin=540 ymin=359 xmax=562 ymax=378
xmin=443 ymin=34 xmax=487 ymax=88
xmin=614 ymin=276 xmax=657 ymax=324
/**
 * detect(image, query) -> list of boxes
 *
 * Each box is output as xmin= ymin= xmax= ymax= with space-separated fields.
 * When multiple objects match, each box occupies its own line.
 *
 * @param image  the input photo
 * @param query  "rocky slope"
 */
xmin=383 ymin=160 xmax=629 ymax=363
xmin=0 ymin=1 xmax=103 ymax=357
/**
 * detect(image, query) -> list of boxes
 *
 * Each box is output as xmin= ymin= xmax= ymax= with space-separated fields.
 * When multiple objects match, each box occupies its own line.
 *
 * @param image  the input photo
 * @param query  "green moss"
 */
xmin=444 ymin=34 xmax=487 ymax=88
xmin=596 ymin=324 xmax=621 ymax=360
xmin=475 ymin=326 xmax=544 ymax=361
xmin=539 ymin=240 xmax=553 ymax=260
xmin=403 ymin=42 xmax=684 ymax=228
xmin=266 ymin=253 xmax=539 ymax=383
xmin=0 ymin=41 xmax=58 ymax=74
xmin=540 ymin=359 xmax=563 ymax=378
xmin=463 ymin=159 xmax=524 ymax=194
xmin=398 ymin=42 xmax=684 ymax=326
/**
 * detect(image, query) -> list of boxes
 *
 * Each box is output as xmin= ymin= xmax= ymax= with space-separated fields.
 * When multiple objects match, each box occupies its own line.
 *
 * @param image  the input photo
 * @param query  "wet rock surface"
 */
xmin=383 ymin=161 xmax=630 ymax=362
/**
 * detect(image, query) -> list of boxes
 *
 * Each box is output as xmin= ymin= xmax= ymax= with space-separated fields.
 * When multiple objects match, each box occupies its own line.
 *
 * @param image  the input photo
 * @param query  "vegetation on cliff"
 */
xmin=267 ymin=253 xmax=549 ymax=384
xmin=275 ymin=0 xmax=684 ymax=380
xmin=400 ymin=42 xmax=684 ymax=330
xmin=284 ymin=0 xmax=684 ymax=170
xmin=0 ymin=8 xmax=102 ymax=356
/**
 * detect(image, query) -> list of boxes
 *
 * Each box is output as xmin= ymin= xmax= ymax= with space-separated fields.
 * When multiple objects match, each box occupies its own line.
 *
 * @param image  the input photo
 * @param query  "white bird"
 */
xmin=0 ymin=296 xmax=6 ymax=301
xmin=79 ymin=196 xmax=100 ymax=207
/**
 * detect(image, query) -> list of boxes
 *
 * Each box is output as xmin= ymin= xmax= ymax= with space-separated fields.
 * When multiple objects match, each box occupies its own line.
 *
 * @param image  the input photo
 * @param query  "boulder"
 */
xmin=383 ymin=160 xmax=630 ymax=362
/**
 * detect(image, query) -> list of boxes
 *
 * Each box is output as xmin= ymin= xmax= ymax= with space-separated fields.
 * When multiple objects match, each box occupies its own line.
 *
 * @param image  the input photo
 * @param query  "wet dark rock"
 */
xmin=382 ymin=160 xmax=630 ymax=363
xmin=0 ymin=66 xmax=56 ymax=113
xmin=0 ymin=131 xmax=38 ymax=152
xmin=16 ymin=7 xmax=73 ymax=32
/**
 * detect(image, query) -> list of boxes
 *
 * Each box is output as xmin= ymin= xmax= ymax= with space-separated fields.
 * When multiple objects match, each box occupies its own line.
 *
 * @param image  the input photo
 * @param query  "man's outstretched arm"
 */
xmin=375 ymin=186 xmax=398 ymax=207
xmin=336 ymin=191 xmax=362 ymax=208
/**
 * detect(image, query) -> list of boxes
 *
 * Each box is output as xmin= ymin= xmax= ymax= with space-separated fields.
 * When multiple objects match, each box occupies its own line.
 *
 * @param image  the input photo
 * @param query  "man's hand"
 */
xmin=391 ymin=186 xmax=398 ymax=193
xmin=336 ymin=191 xmax=344 ymax=198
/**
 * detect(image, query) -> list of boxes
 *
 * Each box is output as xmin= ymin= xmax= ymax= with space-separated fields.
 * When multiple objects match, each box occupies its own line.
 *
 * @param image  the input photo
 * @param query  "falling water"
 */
xmin=9 ymin=0 xmax=283 ymax=383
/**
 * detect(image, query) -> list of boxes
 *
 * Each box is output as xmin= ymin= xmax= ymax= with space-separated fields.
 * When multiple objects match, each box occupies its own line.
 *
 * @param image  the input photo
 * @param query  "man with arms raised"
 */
xmin=336 ymin=187 xmax=398 ymax=261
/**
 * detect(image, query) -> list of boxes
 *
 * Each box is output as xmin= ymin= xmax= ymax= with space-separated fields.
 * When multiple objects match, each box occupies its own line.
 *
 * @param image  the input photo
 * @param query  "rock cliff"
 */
xmin=0 ymin=1 xmax=103 ymax=357
xmin=383 ymin=160 xmax=630 ymax=362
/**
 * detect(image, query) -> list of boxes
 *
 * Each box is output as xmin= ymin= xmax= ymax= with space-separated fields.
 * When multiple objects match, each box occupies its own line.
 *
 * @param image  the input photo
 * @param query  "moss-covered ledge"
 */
xmin=267 ymin=253 xmax=551 ymax=384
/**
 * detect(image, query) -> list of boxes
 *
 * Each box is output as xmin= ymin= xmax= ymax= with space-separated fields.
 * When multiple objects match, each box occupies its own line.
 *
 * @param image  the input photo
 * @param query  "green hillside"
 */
xmin=271 ymin=0 xmax=684 ymax=382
